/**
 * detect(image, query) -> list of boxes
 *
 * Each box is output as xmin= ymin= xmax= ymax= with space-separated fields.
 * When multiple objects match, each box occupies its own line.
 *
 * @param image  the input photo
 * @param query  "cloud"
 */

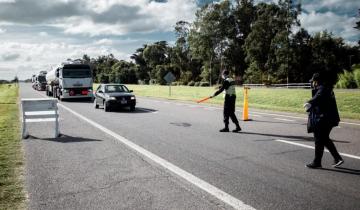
xmin=0 ymin=40 xmax=129 ymax=80
xmin=1 ymin=53 xmax=20 ymax=61
xmin=39 ymin=32 xmax=48 ymax=36
xmin=302 ymin=0 xmax=360 ymax=14
xmin=0 ymin=27 xmax=6 ymax=33
xmin=94 ymin=38 xmax=113 ymax=45
xmin=0 ymin=0 xmax=197 ymax=36
xmin=299 ymin=11 xmax=358 ymax=41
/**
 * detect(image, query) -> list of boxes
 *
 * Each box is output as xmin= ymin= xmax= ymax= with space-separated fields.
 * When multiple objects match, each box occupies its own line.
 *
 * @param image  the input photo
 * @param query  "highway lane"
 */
xmin=20 ymin=83 xmax=360 ymax=210
xmin=21 ymin=84 xmax=228 ymax=210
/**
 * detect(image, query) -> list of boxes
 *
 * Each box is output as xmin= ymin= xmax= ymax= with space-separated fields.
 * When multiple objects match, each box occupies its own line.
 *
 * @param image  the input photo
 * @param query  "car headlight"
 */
xmin=131 ymin=96 xmax=136 ymax=100
xmin=109 ymin=96 xmax=116 ymax=100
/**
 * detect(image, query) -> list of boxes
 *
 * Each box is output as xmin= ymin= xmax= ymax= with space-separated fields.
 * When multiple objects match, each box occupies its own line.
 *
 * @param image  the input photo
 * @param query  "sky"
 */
xmin=0 ymin=0 xmax=359 ymax=80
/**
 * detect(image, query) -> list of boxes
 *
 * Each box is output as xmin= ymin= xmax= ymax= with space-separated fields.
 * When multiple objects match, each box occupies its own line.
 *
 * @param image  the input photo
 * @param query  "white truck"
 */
xmin=46 ymin=61 xmax=93 ymax=100
xmin=32 ymin=71 xmax=47 ymax=91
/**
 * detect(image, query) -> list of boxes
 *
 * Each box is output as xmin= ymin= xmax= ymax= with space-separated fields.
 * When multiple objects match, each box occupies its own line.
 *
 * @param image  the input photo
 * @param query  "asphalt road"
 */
xmin=20 ymin=83 xmax=360 ymax=210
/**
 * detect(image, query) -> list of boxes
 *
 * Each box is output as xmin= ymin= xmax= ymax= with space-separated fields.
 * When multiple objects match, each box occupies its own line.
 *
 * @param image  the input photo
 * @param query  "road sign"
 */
xmin=164 ymin=72 xmax=176 ymax=84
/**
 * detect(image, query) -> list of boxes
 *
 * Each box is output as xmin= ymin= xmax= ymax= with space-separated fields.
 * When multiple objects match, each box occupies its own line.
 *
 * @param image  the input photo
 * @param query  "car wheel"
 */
xmin=94 ymin=99 xmax=99 ymax=109
xmin=104 ymin=101 xmax=110 ymax=112
xmin=130 ymin=106 xmax=135 ymax=111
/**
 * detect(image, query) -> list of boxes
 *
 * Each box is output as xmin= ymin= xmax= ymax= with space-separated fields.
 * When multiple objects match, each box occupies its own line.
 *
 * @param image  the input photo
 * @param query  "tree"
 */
xmin=290 ymin=28 xmax=313 ymax=82
xmin=111 ymin=60 xmax=138 ymax=84
xmin=355 ymin=9 xmax=360 ymax=45
xmin=143 ymin=41 xmax=170 ymax=82
xmin=244 ymin=0 xmax=300 ymax=83
xmin=225 ymin=0 xmax=255 ymax=82
xmin=130 ymin=45 xmax=150 ymax=83
xmin=189 ymin=0 xmax=233 ymax=85
xmin=309 ymin=31 xmax=347 ymax=85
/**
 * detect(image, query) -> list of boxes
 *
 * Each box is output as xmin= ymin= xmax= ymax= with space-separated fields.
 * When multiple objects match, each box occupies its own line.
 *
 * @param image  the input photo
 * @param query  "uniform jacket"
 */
xmin=308 ymin=85 xmax=340 ymax=130
xmin=213 ymin=77 xmax=236 ymax=97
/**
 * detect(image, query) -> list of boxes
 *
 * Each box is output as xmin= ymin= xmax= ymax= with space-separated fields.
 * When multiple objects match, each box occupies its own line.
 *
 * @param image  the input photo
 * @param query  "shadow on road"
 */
xmin=320 ymin=167 xmax=360 ymax=176
xmin=249 ymin=119 xmax=305 ymax=125
xmin=60 ymin=98 xmax=93 ymax=103
xmin=104 ymin=107 xmax=158 ymax=114
xmin=24 ymin=134 xmax=102 ymax=143
xmin=238 ymin=131 xmax=350 ymax=144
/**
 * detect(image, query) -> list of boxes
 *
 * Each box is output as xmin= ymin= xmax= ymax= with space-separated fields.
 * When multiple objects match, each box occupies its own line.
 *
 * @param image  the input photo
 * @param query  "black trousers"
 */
xmin=313 ymin=124 xmax=342 ymax=164
xmin=223 ymin=95 xmax=239 ymax=127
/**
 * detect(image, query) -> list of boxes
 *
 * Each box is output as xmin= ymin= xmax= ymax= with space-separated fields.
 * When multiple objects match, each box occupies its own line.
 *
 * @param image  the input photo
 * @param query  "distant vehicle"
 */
xmin=46 ymin=61 xmax=93 ymax=100
xmin=31 ymin=74 xmax=36 ymax=83
xmin=32 ymin=72 xmax=47 ymax=91
xmin=94 ymin=84 xmax=136 ymax=112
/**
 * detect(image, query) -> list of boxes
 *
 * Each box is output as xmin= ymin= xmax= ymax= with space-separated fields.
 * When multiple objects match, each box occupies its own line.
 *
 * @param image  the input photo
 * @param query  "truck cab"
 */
xmin=46 ymin=62 xmax=93 ymax=100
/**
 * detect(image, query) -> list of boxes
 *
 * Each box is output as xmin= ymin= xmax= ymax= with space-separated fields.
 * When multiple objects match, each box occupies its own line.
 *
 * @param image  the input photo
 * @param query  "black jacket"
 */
xmin=308 ymin=85 xmax=340 ymax=128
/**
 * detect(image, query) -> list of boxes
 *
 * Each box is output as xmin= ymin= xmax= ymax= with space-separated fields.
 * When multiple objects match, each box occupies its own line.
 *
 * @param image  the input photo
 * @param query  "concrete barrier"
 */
xmin=21 ymin=98 xmax=59 ymax=138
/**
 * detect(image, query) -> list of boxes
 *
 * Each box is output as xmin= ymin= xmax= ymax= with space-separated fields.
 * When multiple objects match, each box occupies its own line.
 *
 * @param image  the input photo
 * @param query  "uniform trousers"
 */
xmin=223 ymin=94 xmax=239 ymax=127
xmin=313 ymin=123 xmax=342 ymax=164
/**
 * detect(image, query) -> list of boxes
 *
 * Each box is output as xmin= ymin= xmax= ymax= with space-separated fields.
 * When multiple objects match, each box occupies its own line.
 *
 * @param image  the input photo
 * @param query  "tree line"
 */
xmin=77 ymin=0 xmax=360 ymax=87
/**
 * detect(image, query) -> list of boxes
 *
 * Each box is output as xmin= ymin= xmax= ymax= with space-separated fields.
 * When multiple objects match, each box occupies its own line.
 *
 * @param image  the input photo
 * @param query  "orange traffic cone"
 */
xmin=243 ymin=87 xmax=250 ymax=121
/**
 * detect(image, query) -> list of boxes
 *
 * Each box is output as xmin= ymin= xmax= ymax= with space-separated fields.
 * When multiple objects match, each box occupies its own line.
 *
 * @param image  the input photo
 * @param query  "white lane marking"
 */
xmin=57 ymin=103 xmax=255 ymax=210
xmin=274 ymin=118 xmax=295 ymax=122
xmin=252 ymin=111 xmax=360 ymax=126
xmin=250 ymin=114 xmax=261 ymax=117
xmin=276 ymin=139 xmax=360 ymax=160
xmin=146 ymin=98 xmax=360 ymax=126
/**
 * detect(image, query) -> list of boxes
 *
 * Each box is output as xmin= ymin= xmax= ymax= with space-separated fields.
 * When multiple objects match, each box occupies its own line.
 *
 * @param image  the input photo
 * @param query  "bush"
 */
xmin=336 ymin=70 xmax=357 ymax=88
xmin=199 ymin=82 xmax=210 ymax=87
xmin=354 ymin=68 xmax=360 ymax=88
xmin=188 ymin=81 xmax=195 ymax=86
xmin=194 ymin=82 xmax=200 ymax=86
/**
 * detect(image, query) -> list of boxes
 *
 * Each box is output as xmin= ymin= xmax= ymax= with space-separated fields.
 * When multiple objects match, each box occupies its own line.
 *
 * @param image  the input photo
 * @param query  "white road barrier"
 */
xmin=21 ymin=98 xmax=59 ymax=138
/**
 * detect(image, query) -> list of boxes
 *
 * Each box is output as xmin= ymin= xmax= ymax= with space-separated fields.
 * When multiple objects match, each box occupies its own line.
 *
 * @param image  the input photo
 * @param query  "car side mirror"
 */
xmin=98 ymin=90 xmax=103 ymax=94
xmin=129 ymin=90 xmax=133 ymax=93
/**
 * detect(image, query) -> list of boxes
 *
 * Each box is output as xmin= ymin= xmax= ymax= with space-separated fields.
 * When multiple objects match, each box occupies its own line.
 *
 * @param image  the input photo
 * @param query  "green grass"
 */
xmin=121 ymin=85 xmax=360 ymax=120
xmin=0 ymin=84 xmax=26 ymax=210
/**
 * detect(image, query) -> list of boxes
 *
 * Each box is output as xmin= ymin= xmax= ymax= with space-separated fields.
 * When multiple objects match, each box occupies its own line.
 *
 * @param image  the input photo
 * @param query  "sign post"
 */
xmin=163 ymin=72 xmax=176 ymax=96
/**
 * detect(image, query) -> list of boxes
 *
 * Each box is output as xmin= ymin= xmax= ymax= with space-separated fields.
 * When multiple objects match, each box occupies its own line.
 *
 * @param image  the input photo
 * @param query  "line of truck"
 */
xmin=32 ymin=60 xmax=94 ymax=101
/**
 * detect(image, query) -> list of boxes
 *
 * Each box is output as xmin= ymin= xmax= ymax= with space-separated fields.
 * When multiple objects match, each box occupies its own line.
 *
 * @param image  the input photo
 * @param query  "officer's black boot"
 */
xmin=220 ymin=124 xmax=229 ymax=132
xmin=232 ymin=124 xmax=241 ymax=133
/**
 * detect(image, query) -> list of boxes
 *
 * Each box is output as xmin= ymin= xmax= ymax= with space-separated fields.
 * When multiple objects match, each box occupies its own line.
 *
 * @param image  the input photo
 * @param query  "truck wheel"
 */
xmin=94 ymin=100 xmax=99 ymax=109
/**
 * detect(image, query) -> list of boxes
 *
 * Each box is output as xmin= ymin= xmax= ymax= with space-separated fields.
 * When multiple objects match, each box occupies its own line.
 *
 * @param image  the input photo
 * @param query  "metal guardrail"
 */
xmin=242 ymin=83 xmax=311 ymax=88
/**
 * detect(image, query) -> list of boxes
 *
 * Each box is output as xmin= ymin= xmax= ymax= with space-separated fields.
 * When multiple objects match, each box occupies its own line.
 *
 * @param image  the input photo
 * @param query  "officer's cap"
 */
xmin=309 ymin=73 xmax=321 ymax=82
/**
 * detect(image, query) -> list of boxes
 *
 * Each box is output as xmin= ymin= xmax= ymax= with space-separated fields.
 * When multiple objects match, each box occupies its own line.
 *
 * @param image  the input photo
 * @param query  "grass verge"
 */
xmin=0 ymin=84 xmax=26 ymax=210
xmin=123 ymin=85 xmax=360 ymax=120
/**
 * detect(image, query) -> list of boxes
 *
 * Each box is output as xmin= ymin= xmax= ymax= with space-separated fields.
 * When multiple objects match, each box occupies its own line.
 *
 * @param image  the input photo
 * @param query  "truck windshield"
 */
xmin=38 ymin=76 xmax=46 ymax=82
xmin=63 ymin=69 xmax=91 ymax=78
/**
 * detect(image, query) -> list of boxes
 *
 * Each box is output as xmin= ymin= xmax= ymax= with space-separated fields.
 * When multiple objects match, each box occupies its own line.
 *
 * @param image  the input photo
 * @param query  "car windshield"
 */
xmin=63 ymin=69 xmax=91 ymax=78
xmin=38 ymin=76 xmax=46 ymax=82
xmin=105 ymin=85 xmax=129 ymax=93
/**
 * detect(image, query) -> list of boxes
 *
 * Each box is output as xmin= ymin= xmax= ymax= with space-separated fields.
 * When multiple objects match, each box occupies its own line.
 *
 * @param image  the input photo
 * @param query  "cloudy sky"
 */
xmin=0 ymin=0 xmax=359 ymax=80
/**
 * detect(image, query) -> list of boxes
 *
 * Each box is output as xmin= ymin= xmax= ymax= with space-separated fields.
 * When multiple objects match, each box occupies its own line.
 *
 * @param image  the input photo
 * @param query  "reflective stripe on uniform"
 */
xmin=225 ymin=78 xmax=236 ymax=95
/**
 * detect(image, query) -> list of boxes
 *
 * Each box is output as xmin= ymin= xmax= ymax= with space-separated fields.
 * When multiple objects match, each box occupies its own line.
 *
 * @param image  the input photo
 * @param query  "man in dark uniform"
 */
xmin=304 ymin=73 xmax=344 ymax=168
xmin=210 ymin=70 xmax=241 ymax=132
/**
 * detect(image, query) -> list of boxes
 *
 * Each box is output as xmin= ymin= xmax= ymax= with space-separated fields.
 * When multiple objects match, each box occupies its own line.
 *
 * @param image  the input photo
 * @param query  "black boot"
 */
xmin=219 ymin=127 xmax=229 ymax=132
xmin=232 ymin=125 xmax=241 ymax=132
xmin=306 ymin=162 xmax=322 ymax=169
